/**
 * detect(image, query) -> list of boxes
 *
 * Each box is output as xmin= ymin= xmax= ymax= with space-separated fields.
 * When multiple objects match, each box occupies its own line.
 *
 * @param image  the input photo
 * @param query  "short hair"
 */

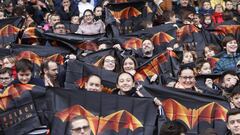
xmin=159 ymin=121 xmax=187 ymax=135
xmin=226 ymin=109 xmax=240 ymax=123
xmin=196 ymin=59 xmax=210 ymax=72
xmin=230 ymin=84 xmax=240 ymax=97
xmin=222 ymin=35 xmax=235 ymax=47
xmin=16 ymin=59 xmax=33 ymax=73
xmin=70 ymin=115 xmax=89 ymax=129
xmin=122 ymin=56 xmax=138 ymax=71
xmin=221 ymin=70 xmax=238 ymax=82
xmin=53 ymin=22 xmax=65 ymax=30
xmin=86 ymin=74 xmax=102 ymax=84
xmin=162 ymin=11 xmax=175 ymax=22
xmin=0 ymin=67 xmax=12 ymax=76
xmin=223 ymin=11 xmax=234 ymax=21
xmin=116 ymin=72 xmax=134 ymax=85
xmin=83 ymin=9 xmax=94 ymax=17
xmin=93 ymin=5 xmax=102 ymax=12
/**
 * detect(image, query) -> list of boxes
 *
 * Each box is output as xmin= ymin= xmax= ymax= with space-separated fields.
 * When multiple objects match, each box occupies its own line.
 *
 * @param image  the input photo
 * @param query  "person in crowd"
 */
xmin=196 ymin=60 xmax=212 ymax=75
xmin=199 ymin=0 xmax=214 ymax=15
xmin=0 ymin=9 xmax=5 ymax=19
xmin=112 ymin=72 xmax=144 ymax=97
xmin=235 ymin=3 xmax=240 ymax=23
xmin=220 ymin=70 xmax=239 ymax=100
xmin=84 ymin=74 xmax=103 ymax=92
xmin=136 ymin=39 xmax=156 ymax=66
xmin=174 ymin=66 xmax=203 ymax=93
xmin=56 ymin=0 xmax=79 ymax=21
xmin=221 ymin=11 xmax=239 ymax=25
xmin=173 ymin=0 xmax=195 ymax=19
xmin=122 ymin=56 xmax=138 ymax=76
xmin=53 ymin=22 xmax=67 ymax=34
xmin=226 ymin=109 xmax=240 ymax=135
xmin=192 ymin=13 xmax=202 ymax=28
xmin=75 ymin=9 xmax=105 ymax=35
xmin=47 ymin=13 xmax=61 ymax=32
xmin=41 ymin=60 xmax=60 ymax=87
xmin=182 ymin=51 xmax=197 ymax=64
xmin=93 ymin=5 xmax=103 ymax=21
xmin=4 ymin=1 xmax=13 ymax=17
xmin=71 ymin=16 xmax=80 ymax=25
xmin=11 ymin=59 xmax=44 ymax=87
xmin=214 ymin=35 xmax=240 ymax=73
xmin=69 ymin=116 xmax=91 ymax=135
xmin=98 ymin=55 xmax=118 ymax=72
xmin=212 ymin=3 xmax=224 ymax=24
xmin=0 ymin=68 xmax=13 ymax=90
xmin=225 ymin=0 xmax=235 ymax=13
xmin=202 ymin=14 xmax=215 ymax=29
xmin=204 ymin=45 xmax=217 ymax=59
xmin=2 ymin=56 xmax=17 ymax=78
xmin=78 ymin=0 xmax=94 ymax=17
xmin=230 ymin=85 xmax=240 ymax=109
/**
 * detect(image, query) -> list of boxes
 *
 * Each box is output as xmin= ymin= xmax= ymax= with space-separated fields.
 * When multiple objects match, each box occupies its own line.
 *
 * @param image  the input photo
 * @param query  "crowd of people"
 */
xmin=0 ymin=0 xmax=240 ymax=134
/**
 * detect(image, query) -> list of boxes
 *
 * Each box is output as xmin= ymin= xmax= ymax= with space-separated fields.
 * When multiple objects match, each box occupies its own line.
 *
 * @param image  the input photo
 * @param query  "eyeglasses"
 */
xmin=180 ymin=76 xmax=195 ymax=80
xmin=104 ymin=59 xmax=115 ymax=63
xmin=71 ymin=125 xmax=90 ymax=132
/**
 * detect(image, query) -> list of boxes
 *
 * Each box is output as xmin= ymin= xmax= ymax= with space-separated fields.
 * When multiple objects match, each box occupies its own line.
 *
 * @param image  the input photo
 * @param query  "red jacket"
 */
xmin=212 ymin=12 xmax=224 ymax=24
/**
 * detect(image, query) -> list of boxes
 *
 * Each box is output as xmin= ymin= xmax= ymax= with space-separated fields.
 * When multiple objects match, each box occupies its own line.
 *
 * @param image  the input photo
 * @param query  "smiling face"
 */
xmin=117 ymin=73 xmax=135 ymax=92
xmin=123 ymin=58 xmax=136 ymax=73
xmin=226 ymin=39 xmax=238 ymax=54
xmin=204 ymin=46 xmax=215 ymax=58
xmin=103 ymin=56 xmax=116 ymax=71
xmin=83 ymin=10 xmax=94 ymax=24
xmin=142 ymin=39 xmax=154 ymax=56
xmin=178 ymin=69 xmax=196 ymax=89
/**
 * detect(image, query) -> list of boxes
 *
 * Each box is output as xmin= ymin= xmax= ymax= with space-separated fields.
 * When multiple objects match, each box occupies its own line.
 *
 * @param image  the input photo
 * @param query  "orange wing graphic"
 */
xmin=123 ymin=37 xmax=142 ymax=50
xmin=111 ymin=7 xmax=142 ymax=20
xmin=22 ymin=27 xmax=38 ymax=39
xmin=0 ymin=24 xmax=20 ymax=37
xmin=0 ymin=84 xmax=35 ymax=110
xmin=134 ymin=51 xmax=171 ymax=82
xmin=76 ymin=41 xmax=98 ymax=51
xmin=45 ymin=54 xmax=64 ymax=65
xmin=214 ymin=25 xmax=240 ymax=35
xmin=176 ymin=24 xmax=200 ymax=40
xmin=55 ymin=105 xmax=143 ymax=135
xmin=162 ymin=99 xmax=228 ymax=129
xmin=151 ymin=32 xmax=174 ymax=45
xmin=17 ymin=51 xmax=42 ymax=66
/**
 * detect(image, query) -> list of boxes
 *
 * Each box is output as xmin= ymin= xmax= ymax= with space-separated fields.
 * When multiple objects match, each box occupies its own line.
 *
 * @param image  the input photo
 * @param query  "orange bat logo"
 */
xmin=0 ymin=24 xmax=20 ymax=37
xmin=17 ymin=51 xmax=64 ymax=66
xmin=176 ymin=24 xmax=200 ymax=41
xmin=55 ymin=105 xmax=143 ymax=135
xmin=214 ymin=25 xmax=240 ymax=35
xmin=22 ymin=27 xmax=38 ymax=39
xmin=134 ymin=50 xmax=177 ymax=82
xmin=123 ymin=37 xmax=142 ymax=50
xmin=151 ymin=32 xmax=174 ymax=45
xmin=0 ymin=84 xmax=35 ymax=110
xmin=162 ymin=99 xmax=227 ymax=129
xmin=75 ymin=77 xmax=112 ymax=94
xmin=110 ymin=7 xmax=142 ymax=20
xmin=76 ymin=41 xmax=98 ymax=51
